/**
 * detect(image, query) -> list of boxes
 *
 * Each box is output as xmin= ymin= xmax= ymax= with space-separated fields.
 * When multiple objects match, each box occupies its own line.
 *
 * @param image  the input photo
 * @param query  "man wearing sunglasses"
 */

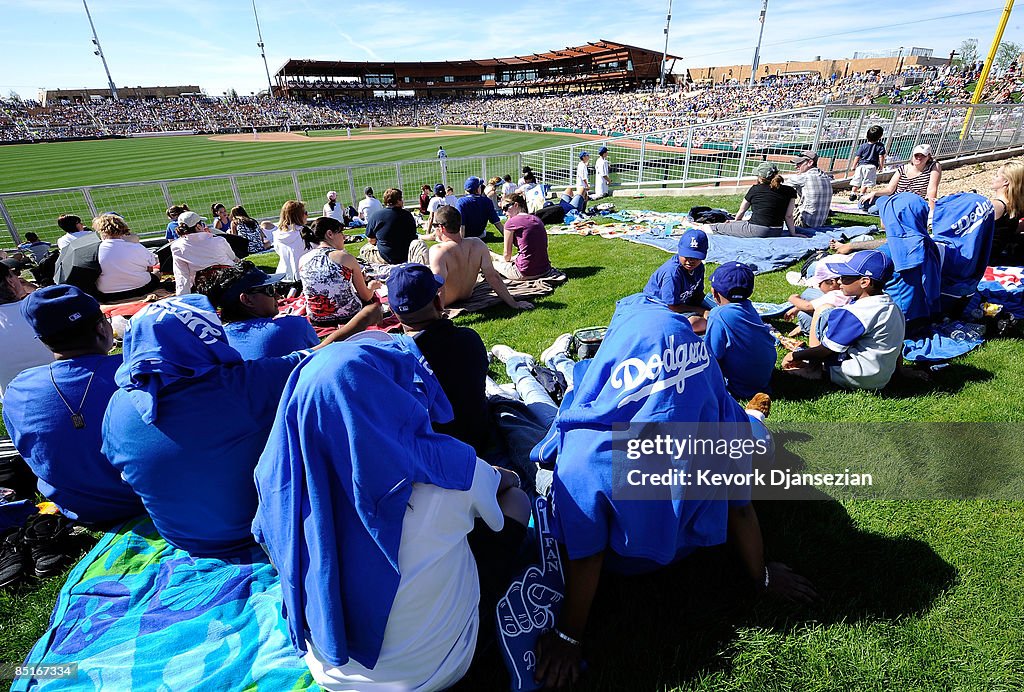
xmin=782 ymin=250 xmax=905 ymax=389
xmin=194 ymin=262 xmax=361 ymax=360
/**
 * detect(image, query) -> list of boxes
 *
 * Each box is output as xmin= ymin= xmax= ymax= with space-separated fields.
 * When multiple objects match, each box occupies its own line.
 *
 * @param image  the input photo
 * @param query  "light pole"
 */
xmin=660 ymin=0 xmax=673 ymax=88
xmin=82 ymin=0 xmax=117 ymax=100
xmin=251 ymin=0 xmax=276 ymax=98
xmin=750 ymin=0 xmax=769 ymax=86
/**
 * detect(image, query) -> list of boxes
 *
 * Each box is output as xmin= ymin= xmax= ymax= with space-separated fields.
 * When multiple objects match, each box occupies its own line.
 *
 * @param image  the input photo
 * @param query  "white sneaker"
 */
xmin=540 ymin=333 xmax=573 ymax=366
xmin=491 ymin=344 xmax=534 ymax=366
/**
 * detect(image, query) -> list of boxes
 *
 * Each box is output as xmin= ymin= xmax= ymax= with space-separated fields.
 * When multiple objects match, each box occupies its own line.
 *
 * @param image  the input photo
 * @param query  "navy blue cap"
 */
xmin=830 ymin=249 xmax=894 ymax=282
xmin=220 ymin=267 xmax=286 ymax=307
xmin=464 ymin=176 xmax=482 ymax=192
xmin=598 ymin=146 xmax=608 ymax=155
xmin=677 ymin=228 xmax=708 ymax=260
xmin=434 ymin=183 xmax=446 ymax=195
xmin=21 ymin=284 xmax=102 ymax=339
xmin=579 ymin=151 xmax=590 ymax=160
xmin=711 ymin=261 xmax=756 ymax=300
xmin=388 ymin=263 xmax=444 ymax=316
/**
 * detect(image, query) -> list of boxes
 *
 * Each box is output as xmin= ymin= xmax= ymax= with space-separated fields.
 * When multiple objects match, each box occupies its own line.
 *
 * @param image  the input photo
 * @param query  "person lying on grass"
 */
xmin=532 ymin=292 xmax=817 ymax=688
xmin=782 ymin=250 xmax=906 ymax=389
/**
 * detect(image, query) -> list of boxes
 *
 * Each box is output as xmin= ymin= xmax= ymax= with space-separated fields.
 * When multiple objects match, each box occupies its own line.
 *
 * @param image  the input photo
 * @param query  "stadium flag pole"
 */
xmin=749 ymin=0 xmax=769 ymax=87
xmin=82 ymin=0 xmax=118 ymax=101
xmin=660 ymin=0 xmax=673 ymax=88
xmin=961 ymin=0 xmax=1015 ymax=139
xmin=252 ymin=0 xmax=276 ymax=99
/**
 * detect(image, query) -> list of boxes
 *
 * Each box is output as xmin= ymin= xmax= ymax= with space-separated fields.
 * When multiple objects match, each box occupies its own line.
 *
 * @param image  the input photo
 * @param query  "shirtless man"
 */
xmin=428 ymin=206 xmax=534 ymax=311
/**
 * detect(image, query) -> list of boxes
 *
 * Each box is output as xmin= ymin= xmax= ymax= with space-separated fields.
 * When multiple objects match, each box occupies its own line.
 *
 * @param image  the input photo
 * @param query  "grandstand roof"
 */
xmin=274 ymin=40 xmax=680 ymax=97
xmin=277 ymin=40 xmax=680 ymax=74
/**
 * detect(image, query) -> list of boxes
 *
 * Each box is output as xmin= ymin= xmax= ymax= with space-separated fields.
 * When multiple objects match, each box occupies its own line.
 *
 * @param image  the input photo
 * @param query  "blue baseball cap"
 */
xmin=434 ymin=183 xmax=446 ymax=195
xmin=830 ymin=249 xmax=894 ymax=282
xmin=598 ymin=146 xmax=608 ymax=155
xmin=388 ymin=263 xmax=444 ymax=316
xmin=464 ymin=176 xmax=482 ymax=192
xmin=219 ymin=266 xmax=286 ymax=308
xmin=21 ymin=284 xmax=102 ymax=339
xmin=579 ymin=151 xmax=590 ymax=160
xmin=711 ymin=261 xmax=755 ymax=300
xmin=677 ymin=228 xmax=708 ymax=260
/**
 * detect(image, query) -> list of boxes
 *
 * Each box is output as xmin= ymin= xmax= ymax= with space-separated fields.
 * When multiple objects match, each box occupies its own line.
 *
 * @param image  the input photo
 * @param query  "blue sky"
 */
xmin=1 ymin=0 xmax=1022 ymax=98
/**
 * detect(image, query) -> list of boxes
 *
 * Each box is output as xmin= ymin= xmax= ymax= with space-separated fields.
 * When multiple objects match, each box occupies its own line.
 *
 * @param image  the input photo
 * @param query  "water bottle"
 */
xmin=965 ymin=324 xmax=985 ymax=340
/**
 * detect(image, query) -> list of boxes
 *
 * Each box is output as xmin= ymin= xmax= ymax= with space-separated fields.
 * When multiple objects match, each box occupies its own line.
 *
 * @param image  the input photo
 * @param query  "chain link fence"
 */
xmin=0 ymin=153 xmax=523 ymax=245
xmin=521 ymin=102 xmax=1024 ymax=192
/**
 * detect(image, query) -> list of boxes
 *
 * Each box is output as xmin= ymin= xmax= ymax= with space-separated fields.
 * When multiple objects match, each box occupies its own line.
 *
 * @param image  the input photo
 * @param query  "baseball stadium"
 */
xmin=1 ymin=2 xmax=1023 ymax=691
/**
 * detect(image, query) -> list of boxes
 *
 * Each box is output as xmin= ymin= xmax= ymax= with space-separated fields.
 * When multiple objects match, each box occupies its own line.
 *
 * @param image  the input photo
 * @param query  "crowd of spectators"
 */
xmin=0 ymin=65 xmax=1017 ymax=144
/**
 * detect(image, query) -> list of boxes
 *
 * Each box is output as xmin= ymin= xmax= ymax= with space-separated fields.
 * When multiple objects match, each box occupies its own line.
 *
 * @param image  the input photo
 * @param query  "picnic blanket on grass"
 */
xmin=623 ymin=227 xmax=875 ymax=274
xmin=12 ymin=516 xmax=315 ymax=691
xmin=969 ymin=266 xmax=1024 ymax=318
xmin=99 ymin=289 xmax=174 ymax=318
xmin=444 ymin=269 xmax=568 ymax=318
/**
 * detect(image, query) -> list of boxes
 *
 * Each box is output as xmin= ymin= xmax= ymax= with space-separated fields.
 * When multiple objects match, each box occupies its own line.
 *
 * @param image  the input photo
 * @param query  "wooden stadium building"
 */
xmin=274 ymin=40 xmax=680 ymax=99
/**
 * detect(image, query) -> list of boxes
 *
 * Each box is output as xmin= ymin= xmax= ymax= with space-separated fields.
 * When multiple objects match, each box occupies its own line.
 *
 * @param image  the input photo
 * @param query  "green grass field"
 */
xmin=1 ymin=134 xmax=1022 ymax=690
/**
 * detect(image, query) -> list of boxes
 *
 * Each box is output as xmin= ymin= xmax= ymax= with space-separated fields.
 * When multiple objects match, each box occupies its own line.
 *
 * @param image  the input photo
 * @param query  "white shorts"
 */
xmin=851 ymin=164 xmax=878 ymax=188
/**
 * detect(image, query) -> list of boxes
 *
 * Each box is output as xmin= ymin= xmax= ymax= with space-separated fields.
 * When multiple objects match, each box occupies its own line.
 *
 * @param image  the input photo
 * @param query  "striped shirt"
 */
xmin=895 ymin=161 xmax=936 ymax=199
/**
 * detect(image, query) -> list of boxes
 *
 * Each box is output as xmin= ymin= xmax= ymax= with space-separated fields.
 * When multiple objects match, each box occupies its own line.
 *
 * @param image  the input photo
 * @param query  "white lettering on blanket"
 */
xmin=144 ymin=298 xmax=225 ymax=345
xmin=945 ymin=200 xmax=994 ymax=238
xmin=610 ymin=336 xmax=711 ymax=408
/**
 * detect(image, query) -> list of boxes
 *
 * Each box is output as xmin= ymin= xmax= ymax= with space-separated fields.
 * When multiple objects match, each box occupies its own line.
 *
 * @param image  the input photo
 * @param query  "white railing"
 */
xmin=520 ymin=102 xmax=1024 ymax=191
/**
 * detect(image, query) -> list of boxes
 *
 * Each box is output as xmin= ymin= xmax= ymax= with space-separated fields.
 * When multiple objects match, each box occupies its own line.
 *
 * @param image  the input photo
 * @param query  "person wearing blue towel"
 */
xmin=101 ymin=294 xmax=317 ymax=556
xmin=253 ymin=340 xmax=530 ymax=692
xmin=643 ymin=228 xmax=710 ymax=333
xmin=194 ymin=262 xmax=354 ymax=360
xmin=782 ymin=250 xmax=906 ymax=389
xmin=3 ymin=285 xmax=144 ymax=525
xmin=705 ymin=262 xmax=777 ymax=399
xmin=532 ymin=293 xmax=816 ymax=687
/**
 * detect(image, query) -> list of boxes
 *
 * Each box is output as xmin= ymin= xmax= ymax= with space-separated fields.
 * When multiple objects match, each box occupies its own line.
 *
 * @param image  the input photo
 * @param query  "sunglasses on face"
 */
xmin=501 ymin=203 xmax=515 ymax=212
xmin=839 ymin=275 xmax=862 ymax=284
xmin=431 ymin=223 xmax=447 ymax=229
xmin=246 ymin=284 xmax=276 ymax=297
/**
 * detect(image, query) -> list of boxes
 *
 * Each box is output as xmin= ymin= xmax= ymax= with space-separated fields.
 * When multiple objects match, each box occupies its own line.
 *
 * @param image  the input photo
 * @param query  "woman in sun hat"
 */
xmin=710 ymin=161 xmax=801 ymax=238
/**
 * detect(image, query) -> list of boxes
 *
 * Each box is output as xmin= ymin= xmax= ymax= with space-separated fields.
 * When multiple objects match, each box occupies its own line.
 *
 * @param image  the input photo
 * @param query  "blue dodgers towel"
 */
xmin=251 ymin=340 xmax=477 ymax=670
xmin=931 ymin=193 xmax=995 ymax=299
xmin=902 ymin=323 xmax=986 ymax=362
xmin=114 ymin=295 xmax=242 ymax=424
xmin=531 ymin=293 xmax=753 ymax=566
xmin=878 ymin=194 xmax=942 ymax=323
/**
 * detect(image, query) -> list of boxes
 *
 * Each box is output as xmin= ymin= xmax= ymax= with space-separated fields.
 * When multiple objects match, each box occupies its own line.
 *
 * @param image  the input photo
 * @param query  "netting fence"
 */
xmin=520 ymin=102 xmax=1024 ymax=192
xmin=0 ymin=153 xmax=522 ymax=245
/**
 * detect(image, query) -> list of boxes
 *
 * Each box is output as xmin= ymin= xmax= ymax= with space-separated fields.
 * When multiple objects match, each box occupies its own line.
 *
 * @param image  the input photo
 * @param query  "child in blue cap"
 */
xmin=642 ymin=228 xmax=710 ymax=333
xmin=706 ymin=261 xmax=777 ymax=398
xmin=782 ymin=249 xmax=906 ymax=389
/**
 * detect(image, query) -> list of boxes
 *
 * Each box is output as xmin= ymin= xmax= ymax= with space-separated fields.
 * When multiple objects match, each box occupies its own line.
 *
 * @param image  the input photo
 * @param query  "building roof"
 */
xmin=275 ymin=40 xmax=681 ymax=77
